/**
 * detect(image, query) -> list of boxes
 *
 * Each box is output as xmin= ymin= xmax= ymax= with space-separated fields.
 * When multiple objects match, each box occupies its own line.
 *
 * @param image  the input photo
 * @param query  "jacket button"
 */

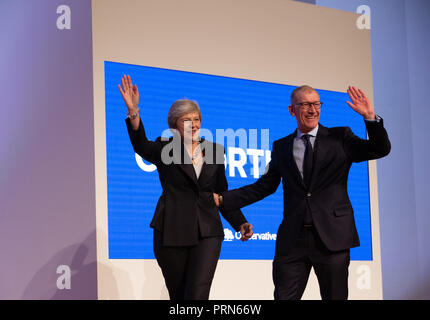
xmin=307 ymin=193 xmax=311 ymax=197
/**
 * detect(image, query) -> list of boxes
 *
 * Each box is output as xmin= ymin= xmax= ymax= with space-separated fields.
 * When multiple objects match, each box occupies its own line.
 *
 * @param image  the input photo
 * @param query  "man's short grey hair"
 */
xmin=290 ymin=85 xmax=318 ymax=105
xmin=167 ymin=98 xmax=202 ymax=129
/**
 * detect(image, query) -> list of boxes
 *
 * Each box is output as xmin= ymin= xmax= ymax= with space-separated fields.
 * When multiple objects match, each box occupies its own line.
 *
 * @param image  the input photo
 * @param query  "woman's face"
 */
xmin=176 ymin=112 xmax=201 ymax=143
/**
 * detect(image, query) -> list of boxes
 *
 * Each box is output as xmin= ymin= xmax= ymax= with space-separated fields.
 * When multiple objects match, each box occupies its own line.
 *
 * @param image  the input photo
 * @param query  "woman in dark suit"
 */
xmin=118 ymin=75 xmax=253 ymax=300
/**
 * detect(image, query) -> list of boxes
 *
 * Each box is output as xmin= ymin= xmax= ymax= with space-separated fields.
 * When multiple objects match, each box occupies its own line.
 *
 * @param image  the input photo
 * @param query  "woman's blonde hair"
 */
xmin=167 ymin=98 xmax=202 ymax=129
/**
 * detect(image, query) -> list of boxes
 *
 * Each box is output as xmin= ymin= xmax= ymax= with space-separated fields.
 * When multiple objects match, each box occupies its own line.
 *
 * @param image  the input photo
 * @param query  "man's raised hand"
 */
xmin=346 ymin=86 xmax=375 ymax=120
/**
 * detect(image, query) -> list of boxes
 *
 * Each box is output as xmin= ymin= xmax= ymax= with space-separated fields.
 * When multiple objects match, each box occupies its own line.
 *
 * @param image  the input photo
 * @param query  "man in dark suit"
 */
xmin=214 ymin=85 xmax=391 ymax=300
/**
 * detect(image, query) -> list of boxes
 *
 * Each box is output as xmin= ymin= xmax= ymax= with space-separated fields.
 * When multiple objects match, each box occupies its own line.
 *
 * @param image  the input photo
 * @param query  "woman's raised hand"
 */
xmin=118 ymin=75 xmax=139 ymax=112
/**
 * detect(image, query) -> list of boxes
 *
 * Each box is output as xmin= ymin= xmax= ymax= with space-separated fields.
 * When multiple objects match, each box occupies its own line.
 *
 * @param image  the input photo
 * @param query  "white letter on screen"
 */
xmin=135 ymin=153 xmax=157 ymax=172
xmin=228 ymin=147 xmax=247 ymax=178
xmin=261 ymin=150 xmax=272 ymax=175
xmin=247 ymin=149 xmax=264 ymax=178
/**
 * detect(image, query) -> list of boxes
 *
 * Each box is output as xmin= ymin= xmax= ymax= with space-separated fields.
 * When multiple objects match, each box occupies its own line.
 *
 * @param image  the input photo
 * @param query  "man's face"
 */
xmin=288 ymin=90 xmax=321 ymax=133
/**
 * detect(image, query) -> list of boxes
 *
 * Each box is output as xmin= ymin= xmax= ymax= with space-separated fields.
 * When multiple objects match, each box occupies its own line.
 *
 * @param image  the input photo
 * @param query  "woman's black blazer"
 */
xmin=126 ymin=118 xmax=247 ymax=246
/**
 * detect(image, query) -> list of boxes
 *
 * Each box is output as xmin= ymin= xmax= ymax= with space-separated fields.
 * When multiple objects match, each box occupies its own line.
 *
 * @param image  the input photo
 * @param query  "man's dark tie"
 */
xmin=302 ymin=134 xmax=313 ymax=225
xmin=302 ymin=134 xmax=313 ymax=188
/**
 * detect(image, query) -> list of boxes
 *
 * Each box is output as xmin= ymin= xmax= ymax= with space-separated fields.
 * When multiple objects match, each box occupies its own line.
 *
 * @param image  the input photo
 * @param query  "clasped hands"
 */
xmin=213 ymin=193 xmax=254 ymax=241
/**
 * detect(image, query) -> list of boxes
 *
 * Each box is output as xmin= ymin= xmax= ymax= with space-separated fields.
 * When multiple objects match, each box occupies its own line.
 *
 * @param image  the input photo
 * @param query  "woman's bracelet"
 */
xmin=127 ymin=108 xmax=140 ymax=119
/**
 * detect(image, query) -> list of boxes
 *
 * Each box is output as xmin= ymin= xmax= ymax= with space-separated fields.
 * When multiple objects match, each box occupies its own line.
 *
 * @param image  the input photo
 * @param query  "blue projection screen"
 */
xmin=105 ymin=61 xmax=372 ymax=261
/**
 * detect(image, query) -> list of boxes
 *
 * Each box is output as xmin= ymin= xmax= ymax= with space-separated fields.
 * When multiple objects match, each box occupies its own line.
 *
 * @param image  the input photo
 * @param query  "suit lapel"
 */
xmin=286 ymin=126 xmax=329 ymax=190
xmin=197 ymin=139 xmax=210 ymax=183
xmin=284 ymin=131 xmax=307 ymax=188
xmin=175 ymin=142 xmax=199 ymax=186
xmin=197 ymin=139 xmax=218 ymax=184
xmin=176 ymin=138 xmax=216 ymax=187
xmin=308 ymin=124 xmax=329 ymax=191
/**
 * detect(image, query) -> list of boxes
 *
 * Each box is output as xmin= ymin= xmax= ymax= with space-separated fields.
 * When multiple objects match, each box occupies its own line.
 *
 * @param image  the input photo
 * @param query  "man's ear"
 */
xmin=288 ymin=105 xmax=296 ymax=116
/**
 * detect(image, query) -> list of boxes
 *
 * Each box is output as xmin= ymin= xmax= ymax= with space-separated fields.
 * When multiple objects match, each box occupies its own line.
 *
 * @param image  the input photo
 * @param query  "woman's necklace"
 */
xmin=191 ymin=142 xmax=201 ymax=164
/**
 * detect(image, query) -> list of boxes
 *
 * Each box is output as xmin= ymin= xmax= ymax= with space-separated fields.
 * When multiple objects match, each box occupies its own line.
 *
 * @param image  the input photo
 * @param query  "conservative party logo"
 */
xmin=223 ymin=228 xmax=277 ymax=242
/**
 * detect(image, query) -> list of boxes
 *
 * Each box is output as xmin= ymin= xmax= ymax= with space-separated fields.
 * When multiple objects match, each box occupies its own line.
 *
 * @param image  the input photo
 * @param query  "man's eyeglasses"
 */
xmin=294 ymin=101 xmax=323 ymax=110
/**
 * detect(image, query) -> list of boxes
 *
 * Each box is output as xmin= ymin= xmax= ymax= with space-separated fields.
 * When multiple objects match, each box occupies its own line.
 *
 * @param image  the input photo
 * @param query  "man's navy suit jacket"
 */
xmin=222 ymin=120 xmax=391 ymax=255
